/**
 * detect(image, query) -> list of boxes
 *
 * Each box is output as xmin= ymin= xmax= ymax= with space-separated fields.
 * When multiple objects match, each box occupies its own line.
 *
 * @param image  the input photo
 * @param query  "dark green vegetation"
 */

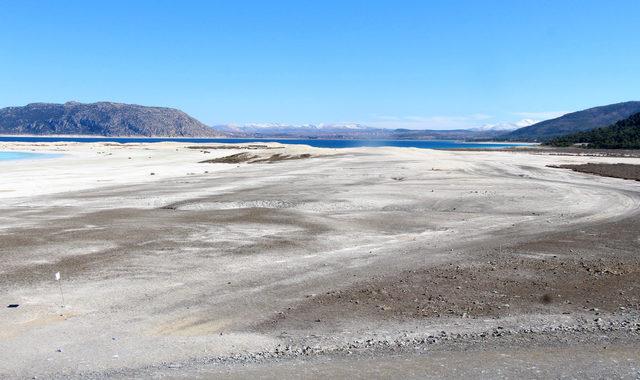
xmin=547 ymin=112 xmax=640 ymax=149
xmin=501 ymin=101 xmax=640 ymax=141
xmin=0 ymin=101 xmax=223 ymax=137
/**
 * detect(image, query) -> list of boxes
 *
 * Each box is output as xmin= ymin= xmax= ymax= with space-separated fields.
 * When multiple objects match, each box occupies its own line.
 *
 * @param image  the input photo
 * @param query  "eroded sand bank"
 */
xmin=0 ymin=142 xmax=639 ymax=378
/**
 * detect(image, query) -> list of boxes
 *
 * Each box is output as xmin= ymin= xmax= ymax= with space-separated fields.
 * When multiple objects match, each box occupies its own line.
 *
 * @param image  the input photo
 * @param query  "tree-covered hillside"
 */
xmin=547 ymin=112 xmax=640 ymax=149
xmin=502 ymin=101 xmax=640 ymax=141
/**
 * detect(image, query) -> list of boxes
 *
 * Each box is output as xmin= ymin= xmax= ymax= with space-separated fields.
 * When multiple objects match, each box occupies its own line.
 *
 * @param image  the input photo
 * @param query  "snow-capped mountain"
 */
xmin=214 ymin=123 xmax=378 ymax=135
xmin=471 ymin=119 xmax=537 ymax=132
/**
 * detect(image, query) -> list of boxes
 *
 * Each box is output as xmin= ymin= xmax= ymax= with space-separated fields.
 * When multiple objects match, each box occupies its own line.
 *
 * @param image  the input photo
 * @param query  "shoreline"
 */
xmin=0 ymin=134 xmax=536 ymax=145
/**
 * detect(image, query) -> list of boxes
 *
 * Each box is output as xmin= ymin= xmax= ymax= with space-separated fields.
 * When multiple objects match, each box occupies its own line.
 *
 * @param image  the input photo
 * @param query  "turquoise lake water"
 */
xmin=0 ymin=151 xmax=60 ymax=161
xmin=0 ymin=136 xmax=529 ymax=150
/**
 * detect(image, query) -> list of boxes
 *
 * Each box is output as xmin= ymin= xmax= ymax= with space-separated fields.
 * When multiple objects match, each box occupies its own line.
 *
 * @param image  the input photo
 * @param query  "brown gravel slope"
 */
xmin=257 ymin=213 xmax=640 ymax=331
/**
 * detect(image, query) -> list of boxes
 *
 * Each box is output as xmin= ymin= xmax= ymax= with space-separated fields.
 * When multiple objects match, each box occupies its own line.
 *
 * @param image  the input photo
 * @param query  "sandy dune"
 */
xmin=0 ymin=142 xmax=639 ymax=378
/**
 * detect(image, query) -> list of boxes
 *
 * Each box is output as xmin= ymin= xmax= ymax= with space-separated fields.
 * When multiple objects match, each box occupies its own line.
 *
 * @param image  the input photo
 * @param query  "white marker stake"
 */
xmin=55 ymin=272 xmax=65 ymax=307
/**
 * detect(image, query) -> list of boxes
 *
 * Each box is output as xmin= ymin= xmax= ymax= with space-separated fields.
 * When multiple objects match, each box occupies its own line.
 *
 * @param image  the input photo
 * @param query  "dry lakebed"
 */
xmin=0 ymin=141 xmax=639 ymax=379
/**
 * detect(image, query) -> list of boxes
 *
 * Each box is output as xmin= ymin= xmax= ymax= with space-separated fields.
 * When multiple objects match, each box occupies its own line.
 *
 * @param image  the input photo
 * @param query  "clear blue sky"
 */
xmin=1 ymin=1 xmax=638 ymax=129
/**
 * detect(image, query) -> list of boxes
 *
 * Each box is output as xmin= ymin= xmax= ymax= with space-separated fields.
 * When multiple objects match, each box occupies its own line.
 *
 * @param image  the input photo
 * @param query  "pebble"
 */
xmin=172 ymin=314 xmax=640 ymax=367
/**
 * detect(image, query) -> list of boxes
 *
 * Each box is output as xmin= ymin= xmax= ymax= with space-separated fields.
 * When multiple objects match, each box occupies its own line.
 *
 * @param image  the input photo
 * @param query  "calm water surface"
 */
xmin=0 ymin=136 xmax=529 ymax=150
xmin=0 ymin=151 xmax=60 ymax=161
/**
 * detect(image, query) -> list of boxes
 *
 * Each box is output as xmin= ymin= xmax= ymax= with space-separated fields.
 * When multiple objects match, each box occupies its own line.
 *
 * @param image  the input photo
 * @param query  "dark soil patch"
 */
xmin=547 ymin=163 xmax=640 ymax=181
xmin=251 ymin=153 xmax=312 ymax=163
xmin=258 ymin=256 xmax=640 ymax=329
xmin=200 ymin=153 xmax=312 ymax=164
xmin=200 ymin=152 xmax=258 ymax=163
xmin=256 ymin=215 xmax=640 ymax=331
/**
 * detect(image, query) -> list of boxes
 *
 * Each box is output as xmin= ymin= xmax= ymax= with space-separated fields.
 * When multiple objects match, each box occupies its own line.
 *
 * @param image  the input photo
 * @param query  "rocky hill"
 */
xmin=502 ymin=101 xmax=640 ymax=141
xmin=0 ymin=101 xmax=223 ymax=137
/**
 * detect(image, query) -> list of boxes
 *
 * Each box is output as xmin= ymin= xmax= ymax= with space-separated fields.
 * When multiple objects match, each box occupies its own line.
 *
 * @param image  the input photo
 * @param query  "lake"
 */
xmin=0 ymin=136 xmax=529 ymax=150
xmin=0 ymin=151 xmax=60 ymax=161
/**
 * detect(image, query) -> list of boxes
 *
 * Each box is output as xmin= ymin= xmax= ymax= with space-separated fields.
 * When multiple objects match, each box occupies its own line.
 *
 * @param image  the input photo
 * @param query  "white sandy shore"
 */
xmin=0 ymin=141 xmax=635 ymax=200
xmin=0 ymin=142 xmax=234 ymax=199
xmin=0 ymin=142 xmax=639 ymax=378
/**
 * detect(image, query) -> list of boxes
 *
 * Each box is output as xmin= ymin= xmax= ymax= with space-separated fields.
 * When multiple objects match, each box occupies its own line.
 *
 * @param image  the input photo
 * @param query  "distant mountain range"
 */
xmin=216 ymin=123 xmax=379 ymax=137
xmin=2 ymin=100 xmax=639 ymax=142
xmin=500 ymin=101 xmax=640 ymax=141
xmin=0 ymin=101 xmax=222 ymax=137
xmin=220 ymin=103 xmax=640 ymax=141
xmin=215 ymin=123 xmax=516 ymax=140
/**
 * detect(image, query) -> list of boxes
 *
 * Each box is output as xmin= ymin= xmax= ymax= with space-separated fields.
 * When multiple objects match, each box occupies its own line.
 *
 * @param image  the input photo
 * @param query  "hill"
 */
xmin=0 ymin=101 xmax=222 ymax=137
xmin=502 ymin=101 xmax=640 ymax=141
xmin=547 ymin=112 xmax=640 ymax=149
